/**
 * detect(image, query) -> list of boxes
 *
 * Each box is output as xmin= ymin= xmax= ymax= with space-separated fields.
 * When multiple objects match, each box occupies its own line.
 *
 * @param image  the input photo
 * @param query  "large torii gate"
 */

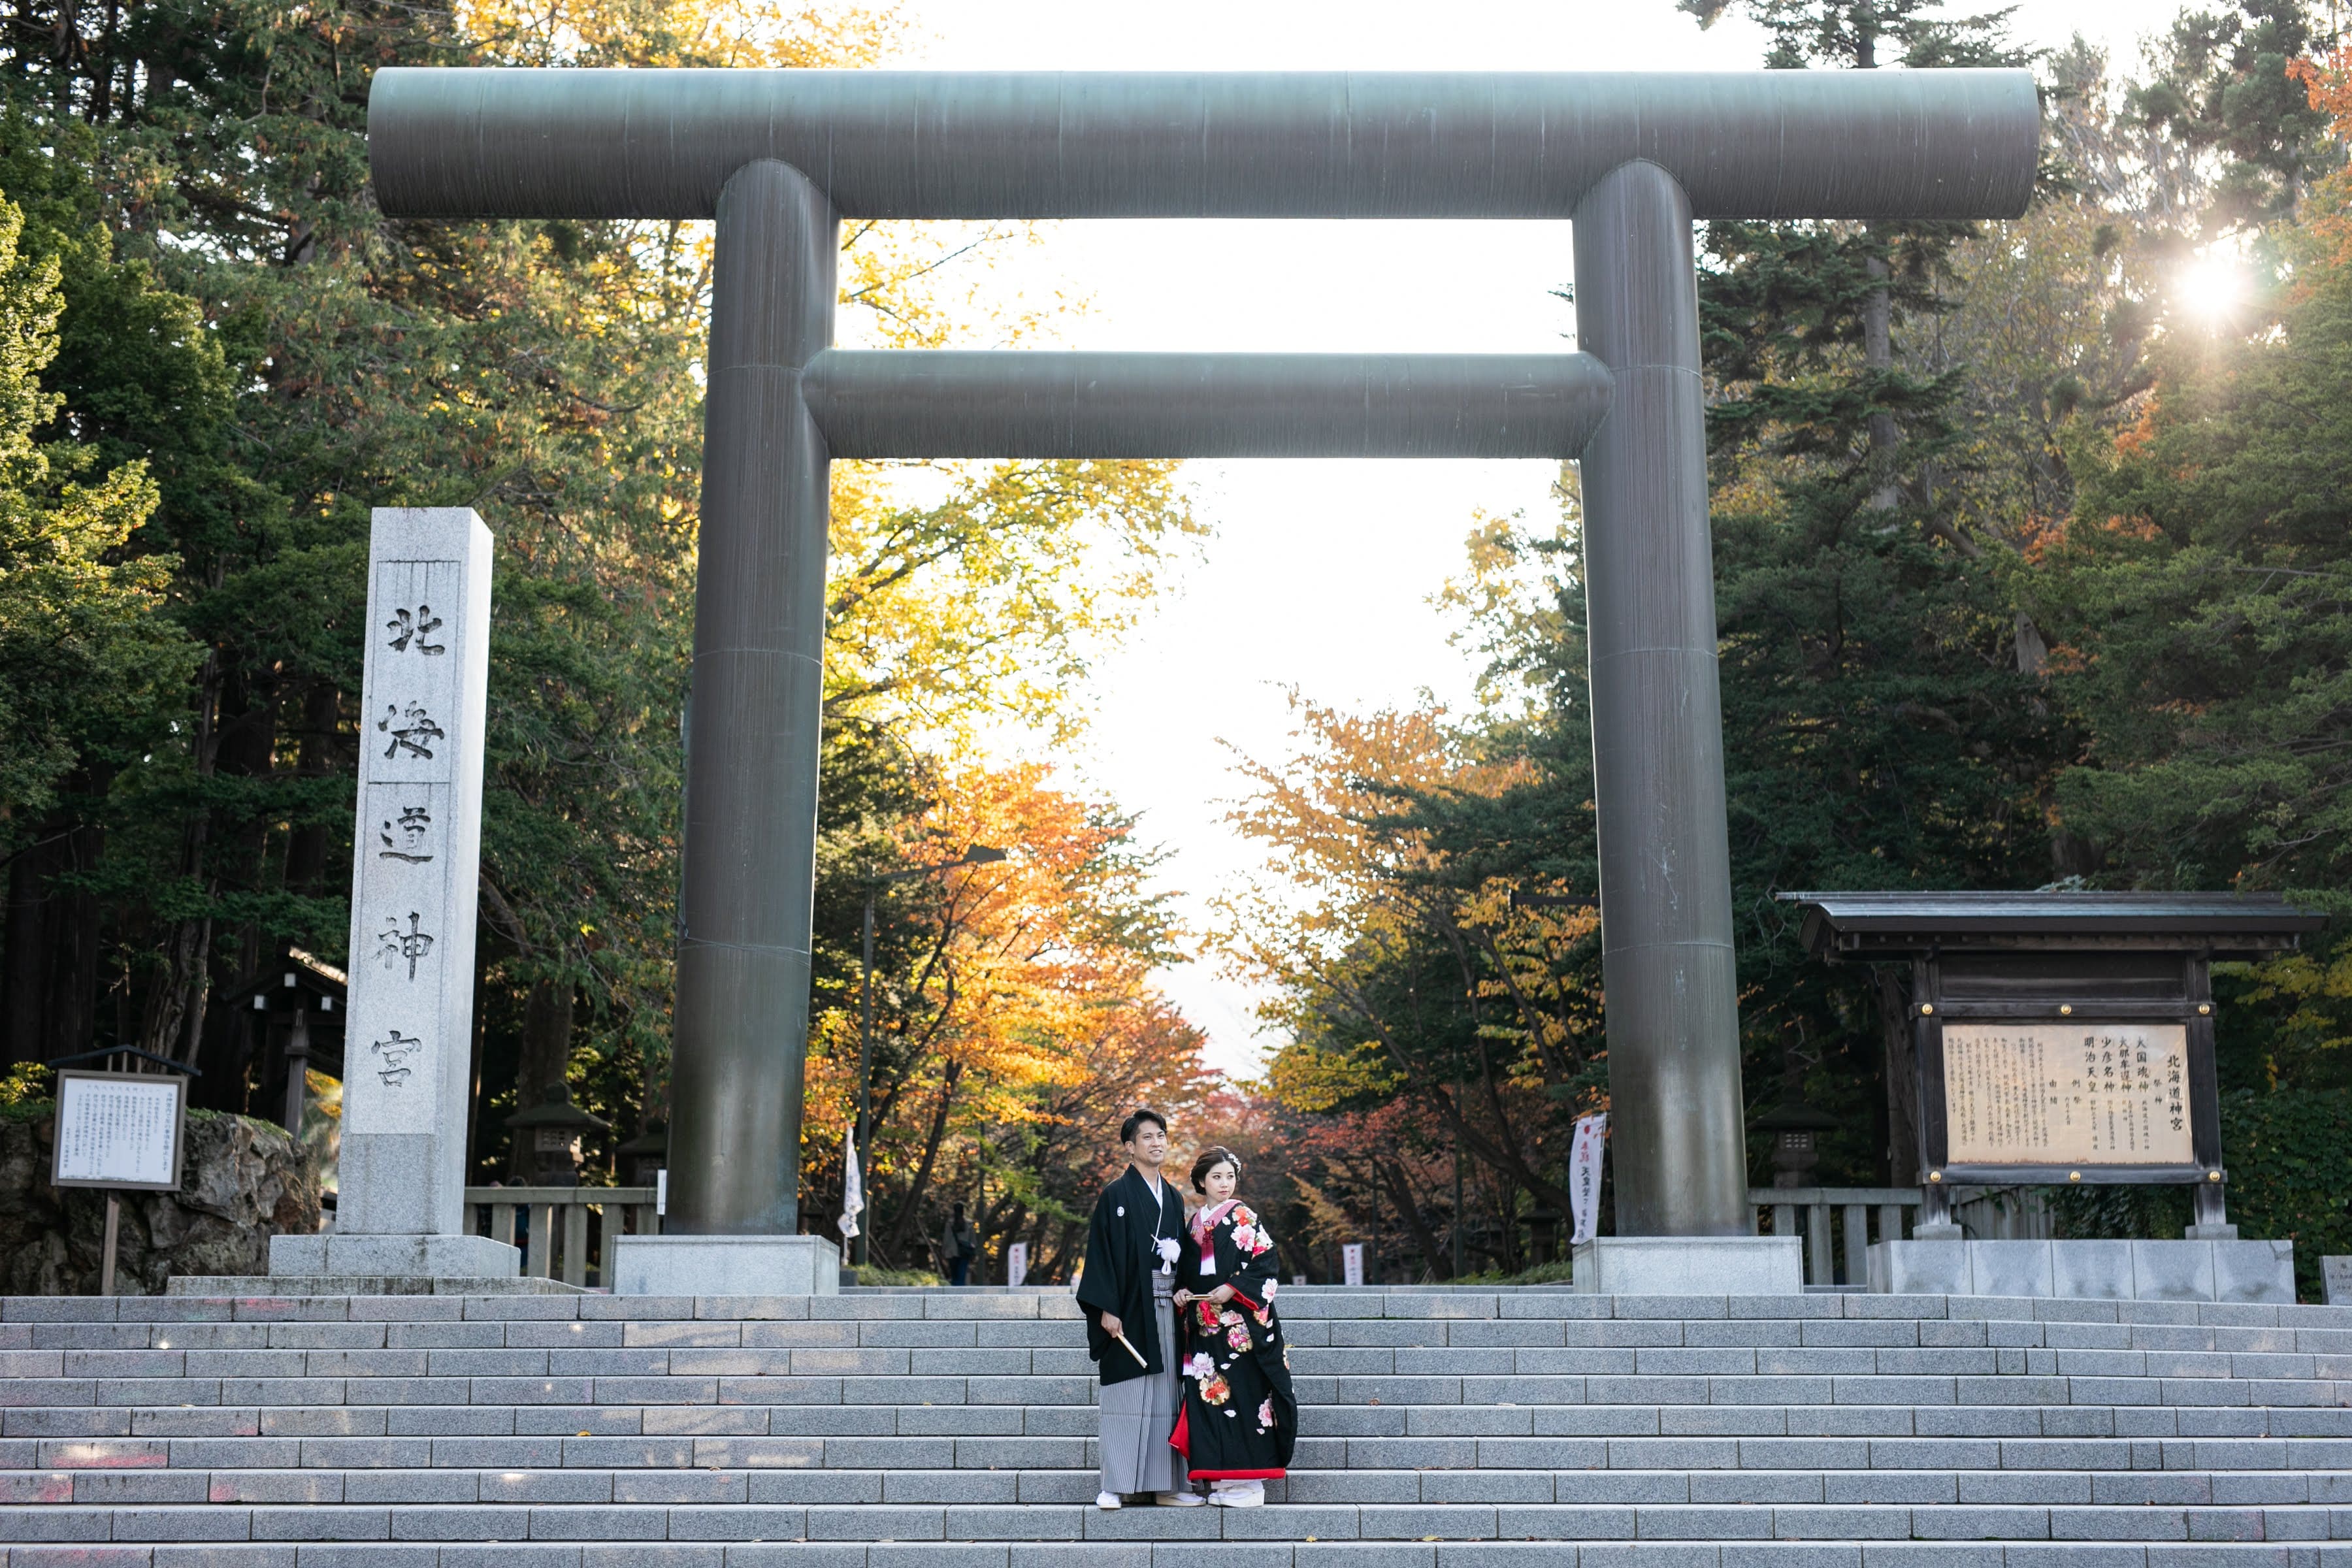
xmin=365 ymin=68 xmax=2038 ymax=1283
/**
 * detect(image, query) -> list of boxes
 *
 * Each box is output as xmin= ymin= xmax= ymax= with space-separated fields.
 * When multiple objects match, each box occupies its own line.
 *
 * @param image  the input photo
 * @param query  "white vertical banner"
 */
xmin=339 ymin=508 xmax=494 ymax=1239
xmin=1005 ymin=1241 xmax=1028 ymax=1287
xmin=838 ymin=1139 xmax=864 ymax=1239
xmin=1341 ymin=1242 xmax=1365 ymax=1286
xmin=1567 ymin=1113 xmax=1609 ymax=1247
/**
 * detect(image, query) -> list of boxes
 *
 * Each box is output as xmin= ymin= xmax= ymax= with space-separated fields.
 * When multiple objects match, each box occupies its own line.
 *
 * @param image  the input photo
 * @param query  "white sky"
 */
xmin=877 ymin=0 xmax=2179 ymax=1077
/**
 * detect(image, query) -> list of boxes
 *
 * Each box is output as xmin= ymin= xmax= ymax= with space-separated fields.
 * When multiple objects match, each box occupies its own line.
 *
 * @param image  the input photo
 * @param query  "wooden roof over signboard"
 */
xmin=1777 ymin=890 xmax=2326 ymax=960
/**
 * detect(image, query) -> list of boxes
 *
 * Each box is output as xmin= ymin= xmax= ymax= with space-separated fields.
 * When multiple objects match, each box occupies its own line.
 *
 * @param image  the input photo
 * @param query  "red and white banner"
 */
xmin=1568 ymin=1113 xmax=1608 ymax=1247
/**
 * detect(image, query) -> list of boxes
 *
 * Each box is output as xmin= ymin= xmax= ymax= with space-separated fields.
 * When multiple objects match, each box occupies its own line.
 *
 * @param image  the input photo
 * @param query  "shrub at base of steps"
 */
xmin=843 ymin=1265 xmax=944 ymax=1286
xmin=1453 ymin=1260 xmax=1578 ymax=1287
xmin=0 ymin=1101 xmax=319 ymax=1296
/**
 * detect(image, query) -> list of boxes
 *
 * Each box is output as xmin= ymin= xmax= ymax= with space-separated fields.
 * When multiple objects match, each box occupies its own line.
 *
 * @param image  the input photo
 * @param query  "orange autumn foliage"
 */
xmin=805 ymin=760 xmax=1212 ymax=1273
xmin=2287 ymin=50 xmax=2352 ymax=269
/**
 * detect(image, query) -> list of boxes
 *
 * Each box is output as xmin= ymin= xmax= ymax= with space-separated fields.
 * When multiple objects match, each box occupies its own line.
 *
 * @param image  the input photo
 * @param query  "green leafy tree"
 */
xmin=0 ymin=185 xmax=192 ymax=849
xmin=0 ymin=0 xmax=1204 ymax=1216
xmin=2127 ymin=0 xmax=2334 ymax=238
xmin=2038 ymin=128 xmax=2352 ymax=1096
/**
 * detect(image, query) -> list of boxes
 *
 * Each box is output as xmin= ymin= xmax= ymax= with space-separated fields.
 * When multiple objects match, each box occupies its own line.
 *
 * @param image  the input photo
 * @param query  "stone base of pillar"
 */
xmin=608 ymin=1234 xmax=841 ymax=1296
xmin=1571 ymin=1235 xmax=1802 ymax=1296
xmin=268 ymin=1232 xmax=523 ymax=1279
xmin=1868 ymin=1237 xmax=2293 ymax=1302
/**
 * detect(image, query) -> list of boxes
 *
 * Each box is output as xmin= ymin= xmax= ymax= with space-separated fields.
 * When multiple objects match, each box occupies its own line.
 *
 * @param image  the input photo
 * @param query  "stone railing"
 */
xmin=1750 ymin=1186 xmax=1919 ymax=1289
xmin=1750 ymin=1184 xmax=2056 ymax=1288
xmin=463 ymin=1186 xmax=659 ymax=1287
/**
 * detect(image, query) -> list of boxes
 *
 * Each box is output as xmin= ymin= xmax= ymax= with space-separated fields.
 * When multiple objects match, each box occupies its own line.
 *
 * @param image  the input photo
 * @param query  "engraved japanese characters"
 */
xmin=1942 ymin=1021 xmax=2193 ymax=1167
xmin=337 ymin=508 xmax=493 ymax=1240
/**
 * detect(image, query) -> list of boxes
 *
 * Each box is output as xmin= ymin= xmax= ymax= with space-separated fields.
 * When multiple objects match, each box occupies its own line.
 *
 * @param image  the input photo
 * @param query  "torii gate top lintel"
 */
xmin=368 ymin=67 xmax=2040 ymax=223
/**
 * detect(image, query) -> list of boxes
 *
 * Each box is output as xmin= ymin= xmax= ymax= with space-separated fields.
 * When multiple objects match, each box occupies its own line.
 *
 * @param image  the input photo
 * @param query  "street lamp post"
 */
xmin=853 ymin=843 xmax=1006 ymax=1268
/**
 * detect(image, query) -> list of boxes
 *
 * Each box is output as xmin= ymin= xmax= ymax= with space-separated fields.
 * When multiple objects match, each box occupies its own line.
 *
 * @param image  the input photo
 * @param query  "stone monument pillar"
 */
xmin=270 ymin=507 xmax=520 ymax=1279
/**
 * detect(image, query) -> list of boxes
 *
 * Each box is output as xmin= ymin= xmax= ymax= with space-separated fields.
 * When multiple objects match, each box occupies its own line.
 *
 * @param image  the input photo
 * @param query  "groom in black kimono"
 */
xmin=1075 ymin=1107 xmax=1202 ymax=1509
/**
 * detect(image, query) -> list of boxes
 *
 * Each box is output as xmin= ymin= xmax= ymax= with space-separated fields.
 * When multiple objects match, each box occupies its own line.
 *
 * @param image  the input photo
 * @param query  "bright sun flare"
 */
xmin=2177 ymin=253 xmax=2249 ymax=326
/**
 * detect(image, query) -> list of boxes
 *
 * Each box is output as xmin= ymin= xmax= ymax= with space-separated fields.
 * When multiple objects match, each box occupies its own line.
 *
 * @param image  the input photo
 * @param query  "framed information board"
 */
xmin=1930 ymin=1017 xmax=2202 ymax=1181
xmin=51 ymin=1070 xmax=188 ymax=1192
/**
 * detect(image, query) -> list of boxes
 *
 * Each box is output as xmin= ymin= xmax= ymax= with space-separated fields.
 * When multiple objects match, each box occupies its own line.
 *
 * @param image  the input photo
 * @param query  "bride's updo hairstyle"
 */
xmin=1190 ymin=1145 xmax=1243 ymax=1195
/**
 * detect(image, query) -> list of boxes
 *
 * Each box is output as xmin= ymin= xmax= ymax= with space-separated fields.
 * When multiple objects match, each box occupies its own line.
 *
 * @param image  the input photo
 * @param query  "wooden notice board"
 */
xmin=1778 ymin=892 xmax=2330 ymax=1198
xmin=51 ymin=1070 xmax=188 ymax=1193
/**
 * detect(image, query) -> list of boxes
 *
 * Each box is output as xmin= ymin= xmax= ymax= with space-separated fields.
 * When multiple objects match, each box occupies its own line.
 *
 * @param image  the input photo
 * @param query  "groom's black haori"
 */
xmin=1075 ymin=1160 xmax=1186 ymax=1381
xmin=1076 ymin=1108 xmax=1191 ymax=1501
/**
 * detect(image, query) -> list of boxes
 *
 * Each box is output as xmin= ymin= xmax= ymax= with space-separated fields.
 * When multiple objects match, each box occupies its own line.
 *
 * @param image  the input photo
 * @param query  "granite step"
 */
xmin=10 ymin=1496 xmax=2352 ymax=1545
xmin=12 ymin=1409 xmax=2351 ymax=1445
xmin=11 ymin=1294 xmax=2351 ymax=1326
xmin=10 ymin=1433 xmax=2350 ymax=1471
xmin=5 ymin=1465 xmax=2351 ymax=1507
xmin=0 ymin=1292 xmax=2343 ymax=1562
xmin=10 ymin=1306 xmax=2347 ymax=1354
xmin=10 ymin=1344 xmax=2350 ymax=1377
xmin=22 ymin=1320 xmax=2352 ymax=1352
xmin=7 ymin=1543 xmax=2352 ymax=1567
xmin=2 ymin=1385 xmax=2342 ymax=1420
xmin=8 ymin=1411 xmax=2351 ymax=1451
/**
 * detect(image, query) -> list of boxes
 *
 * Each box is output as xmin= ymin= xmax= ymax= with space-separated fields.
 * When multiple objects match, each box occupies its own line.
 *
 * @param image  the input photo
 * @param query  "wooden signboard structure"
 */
xmin=1783 ymin=892 xmax=2323 ymax=1237
xmin=48 ymin=1050 xmax=194 ymax=1295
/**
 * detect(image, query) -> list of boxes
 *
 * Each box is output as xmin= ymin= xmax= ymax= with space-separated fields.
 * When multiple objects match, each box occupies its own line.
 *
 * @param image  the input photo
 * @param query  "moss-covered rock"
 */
xmin=0 ymin=1103 xmax=320 ymax=1295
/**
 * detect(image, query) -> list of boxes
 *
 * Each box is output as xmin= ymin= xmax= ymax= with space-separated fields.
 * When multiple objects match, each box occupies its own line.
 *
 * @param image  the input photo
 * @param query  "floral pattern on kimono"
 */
xmin=1167 ymin=1198 xmax=1298 ymax=1481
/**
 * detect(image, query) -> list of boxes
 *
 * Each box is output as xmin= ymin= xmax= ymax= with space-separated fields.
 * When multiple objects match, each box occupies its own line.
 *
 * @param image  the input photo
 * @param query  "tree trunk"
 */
xmin=1041 ymin=1217 xmax=1083 ymax=1283
xmin=506 ymin=977 xmax=575 ymax=1179
xmin=466 ymin=958 xmax=490 ymax=1180
xmin=1864 ymin=251 xmax=1901 ymax=512
xmin=883 ymin=1060 xmax=962 ymax=1259
xmin=282 ymin=679 xmax=343 ymax=892
xmin=3 ymin=832 xmax=63 ymax=1066
xmin=50 ymin=801 xmax=108 ymax=1059
xmin=1379 ymin=1156 xmax=1451 ymax=1281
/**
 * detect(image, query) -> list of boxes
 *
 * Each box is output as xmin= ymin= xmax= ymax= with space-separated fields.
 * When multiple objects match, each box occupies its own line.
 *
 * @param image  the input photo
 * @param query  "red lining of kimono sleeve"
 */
xmin=1186 ymin=1467 xmax=1286 ymax=1480
xmin=1226 ymin=1281 xmax=1266 ymax=1312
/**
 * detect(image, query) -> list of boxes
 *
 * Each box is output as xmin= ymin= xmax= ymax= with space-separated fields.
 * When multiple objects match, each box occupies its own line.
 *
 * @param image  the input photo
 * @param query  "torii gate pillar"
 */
xmin=1574 ymin=162 xmax=1750 ymax=1241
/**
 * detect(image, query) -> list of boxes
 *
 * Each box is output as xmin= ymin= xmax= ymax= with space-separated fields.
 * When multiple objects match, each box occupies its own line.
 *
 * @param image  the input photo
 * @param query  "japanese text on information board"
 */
xmin=1942 ymin=1021 xmax=2191 ymax=1166
xmin=53 ymin=1074 xmax=184 ymax=1188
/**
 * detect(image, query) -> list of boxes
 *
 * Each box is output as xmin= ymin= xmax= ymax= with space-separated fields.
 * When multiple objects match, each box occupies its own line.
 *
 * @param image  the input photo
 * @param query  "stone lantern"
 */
xmin=613 ymin=1121 xmax=668 ymax=1188
xmin=1754 ymin=1097 xmax=1842 ymax=1190
xmin=504 ymin=1083 xmax=609 ymax=1187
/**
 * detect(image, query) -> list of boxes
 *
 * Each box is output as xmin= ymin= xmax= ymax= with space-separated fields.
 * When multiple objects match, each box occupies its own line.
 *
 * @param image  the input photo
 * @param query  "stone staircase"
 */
xmin=1 ymin=1286 xmax=2348 ymax=1565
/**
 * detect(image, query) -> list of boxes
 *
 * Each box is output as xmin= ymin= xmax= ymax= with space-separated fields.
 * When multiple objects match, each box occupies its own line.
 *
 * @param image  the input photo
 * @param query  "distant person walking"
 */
xmin=1075 ymin=1108 xmax=1203 ymax=1510
xmin=1171 ymin=1145 xmax=1294 ymax=1507
xmin=940 ymin=1203 xmax=979 ymax=1286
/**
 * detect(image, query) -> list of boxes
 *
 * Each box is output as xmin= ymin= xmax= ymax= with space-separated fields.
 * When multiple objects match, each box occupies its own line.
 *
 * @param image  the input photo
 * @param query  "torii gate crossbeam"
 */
xmin=363 ymin=68 xmax=2038 ymax=1268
